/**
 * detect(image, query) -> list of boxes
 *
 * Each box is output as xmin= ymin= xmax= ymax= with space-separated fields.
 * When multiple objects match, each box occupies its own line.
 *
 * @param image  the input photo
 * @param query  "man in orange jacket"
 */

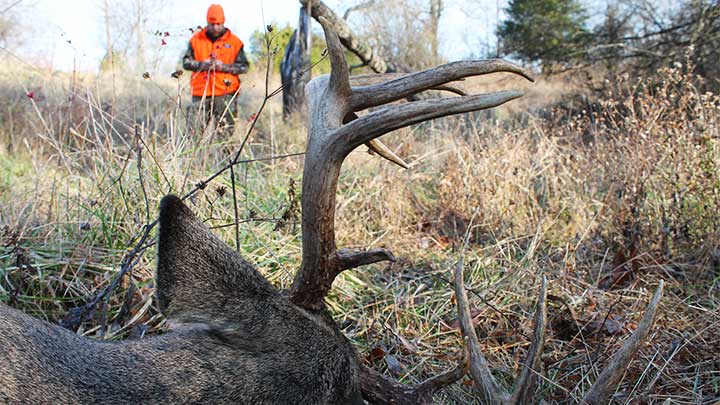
xmin=183 ymin=4 xmax=249 ymax=133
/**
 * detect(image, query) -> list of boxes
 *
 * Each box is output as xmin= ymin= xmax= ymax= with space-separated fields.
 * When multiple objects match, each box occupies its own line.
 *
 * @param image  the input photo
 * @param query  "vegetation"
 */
xmin=0 ymin=0 xmax=719 ymax=402
xmin=247 ymin=23 xmax=361 ymax=76
xmin=1 ymin=50 xmax=718 ymax=401
xmin=497 ymin=0 xmax=589 ymax=66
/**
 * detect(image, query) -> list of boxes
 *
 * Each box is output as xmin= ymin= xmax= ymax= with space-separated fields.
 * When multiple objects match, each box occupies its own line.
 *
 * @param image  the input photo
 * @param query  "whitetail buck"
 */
xmin=0 ymin=19 xmax=663 ymax=404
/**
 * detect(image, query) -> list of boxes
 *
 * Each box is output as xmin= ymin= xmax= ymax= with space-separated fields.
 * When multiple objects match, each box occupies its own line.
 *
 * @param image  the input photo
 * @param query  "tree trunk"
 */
xmin=429 ymin=0 xmax=442 ymax=62
xmin=281 ymin=4 xmax=312 ymax=119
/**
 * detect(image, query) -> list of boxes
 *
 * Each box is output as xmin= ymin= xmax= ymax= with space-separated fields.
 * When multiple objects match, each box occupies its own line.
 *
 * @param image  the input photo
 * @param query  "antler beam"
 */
xmin=335 ymin=90 xmax=524 ymax=156
xmin=454 ymin=258 xmax=511 ymax=404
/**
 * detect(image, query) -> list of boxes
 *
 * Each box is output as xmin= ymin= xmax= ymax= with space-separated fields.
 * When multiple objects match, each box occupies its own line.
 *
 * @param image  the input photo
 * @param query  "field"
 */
xmin=0 ymin=57 xmax=718 ymax=403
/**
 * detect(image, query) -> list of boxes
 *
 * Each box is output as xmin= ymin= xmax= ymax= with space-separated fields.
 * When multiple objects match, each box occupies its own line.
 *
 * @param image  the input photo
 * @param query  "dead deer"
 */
xmin=0 ymin=19 xmax=663 ymax=404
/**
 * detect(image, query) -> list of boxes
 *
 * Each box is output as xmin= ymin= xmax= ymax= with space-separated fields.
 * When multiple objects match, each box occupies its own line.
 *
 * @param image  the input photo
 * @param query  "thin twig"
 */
xmin=135 ymin=126 xmax=150 ymax=224
xmin=230 ymin=163 xmax=240 ymax=251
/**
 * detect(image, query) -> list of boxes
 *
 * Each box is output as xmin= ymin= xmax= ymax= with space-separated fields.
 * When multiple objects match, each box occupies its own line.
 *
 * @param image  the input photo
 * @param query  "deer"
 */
xmin=0 ymin=19 xmax=663 ymax=404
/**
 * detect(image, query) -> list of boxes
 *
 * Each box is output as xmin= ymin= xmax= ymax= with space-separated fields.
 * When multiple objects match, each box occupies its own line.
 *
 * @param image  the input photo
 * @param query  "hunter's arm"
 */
xmin=182 ymin=42 xmax=249 ymax=74
xmin=182 ymin=42 xmax=211 ymax=72
xmin=221 ymin=46 xmax=249 ymax=74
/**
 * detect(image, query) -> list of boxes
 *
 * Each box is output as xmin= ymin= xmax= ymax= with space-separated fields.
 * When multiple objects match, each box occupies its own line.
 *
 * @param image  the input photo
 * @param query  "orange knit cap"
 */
xmin=207 ymin=4 xmax=225 ymax=24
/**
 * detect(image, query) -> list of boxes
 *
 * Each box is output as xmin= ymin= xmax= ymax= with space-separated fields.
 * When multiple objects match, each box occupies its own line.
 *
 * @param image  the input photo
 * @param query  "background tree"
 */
xmin=345 ymin=0 xmax=443 ymax=71
xmin=497 ymin=0 xmax=590 ymax=69
xmin=625 ymin=0 xmax=718 ymax=81
xmin=0 ymin=0 xmax=27 ymax=51
xmin=581 ymin=0 xmax=718 ymax=88
xmin=97 ymin=0 xmax=170 ymax=73
xmin=249 ymin=22 xmax=351 ymax=76
xmin=249 ymin=23 xmax=296 ymax=74
xmin=590 ymin=2 xmax=634 ymax=72
xmin=428 ymin=0 xmax=443 ymax=62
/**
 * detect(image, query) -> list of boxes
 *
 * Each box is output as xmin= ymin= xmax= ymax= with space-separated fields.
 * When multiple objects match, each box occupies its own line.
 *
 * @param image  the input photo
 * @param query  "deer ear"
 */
xmin=156 ymin=195 xmax=275 ymax=322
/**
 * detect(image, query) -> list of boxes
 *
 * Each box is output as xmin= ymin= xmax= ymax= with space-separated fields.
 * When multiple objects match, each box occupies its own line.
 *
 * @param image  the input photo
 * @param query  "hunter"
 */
xmin=183 ymin=4 xmax=249 ymax=133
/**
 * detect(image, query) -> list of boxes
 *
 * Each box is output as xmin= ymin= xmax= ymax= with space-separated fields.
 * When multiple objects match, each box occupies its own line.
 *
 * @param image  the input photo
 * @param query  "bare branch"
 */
xmin=454 ymin=258 xmax=509 ymax=404
xmin=343 ymin=0 xmax=374 ymax=20
xmin=509 ymin=275 xmax=548 ymax=404
xmin=349 ymin=60 xmax=533 ymax=112
xmin=336 ymin=91 xmax=524 ymax=156
xmin=582 ymin=281 xmax=665 ymax=405
xmin=360 ymin=362 xmax=465 ymax=404
xmin=301 ymin=0 xmax=394 ymax=73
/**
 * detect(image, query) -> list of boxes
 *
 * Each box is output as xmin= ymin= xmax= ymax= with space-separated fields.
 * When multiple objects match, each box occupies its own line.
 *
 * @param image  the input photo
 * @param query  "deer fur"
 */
xmin=0 ymin=195 xmax=363 ymax=404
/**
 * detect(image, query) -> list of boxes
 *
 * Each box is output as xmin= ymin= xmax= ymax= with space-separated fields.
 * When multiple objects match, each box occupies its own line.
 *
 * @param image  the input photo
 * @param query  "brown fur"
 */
xmin=0 ymin=195 xmax=363 ymax=404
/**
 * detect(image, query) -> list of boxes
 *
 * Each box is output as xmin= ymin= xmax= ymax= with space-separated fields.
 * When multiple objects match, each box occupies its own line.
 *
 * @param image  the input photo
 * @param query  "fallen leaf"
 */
xmin=442 ymin=306 xmax=483 ymax=332
xmin=365 ymin=345 xmax=387 ymax=364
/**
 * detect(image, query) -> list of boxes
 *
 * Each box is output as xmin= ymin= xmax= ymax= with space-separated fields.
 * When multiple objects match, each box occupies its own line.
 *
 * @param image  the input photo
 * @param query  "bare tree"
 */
xmin=98 ymin=0 xmax=168 ymax=73
xmin=102 ymin=0 xmax=114 ymax=72
xmin=0 ymin=0 xmax=25 ymax=50
xmin=429 ymin=0 xmax=443 ymax=61
xmin=342 ymin=0 xmax=442 ymax=70
xmin=300 ymin=0 xmax=397 ymax=73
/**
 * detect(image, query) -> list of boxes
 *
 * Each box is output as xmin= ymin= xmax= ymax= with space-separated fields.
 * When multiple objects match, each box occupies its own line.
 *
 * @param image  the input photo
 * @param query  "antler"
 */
xmin=454 ymin=259 xmax=547 ymax=404
xmin=289 ymin=17 xmax=533 ymax=310
xmin=454 ymin=259 xmax=664 ymax=404
xmin=582 ymin=280 xmax=664 ymax=404
xmin=290 ymin=18 xmax=664 ymax=404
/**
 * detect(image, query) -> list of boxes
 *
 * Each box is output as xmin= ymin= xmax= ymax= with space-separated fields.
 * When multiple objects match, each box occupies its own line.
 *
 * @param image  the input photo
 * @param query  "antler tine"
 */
xmin=582 ymin=281 xmax=665 ymax=405
xmin=360 ymin=361 xmax=465 ymax=405
xmin=317 ymin=16 xmax=351 ymax=98
xmin=509 ymin=275 xmax=548 ymax=404
xmin=350 ymin=73 xmax=468 ymax=96
xmin=344 ymin=112 xmax=409 ymax=169
xmin=349 ymin=60 xmax=534 ymax=112
xmin=454 ymin=258 xmax=509 ymax=405
xmin=334 ymin=90 xmax=524 ymax=156
xmin=366 ymin=139 xmax=410 ymax=169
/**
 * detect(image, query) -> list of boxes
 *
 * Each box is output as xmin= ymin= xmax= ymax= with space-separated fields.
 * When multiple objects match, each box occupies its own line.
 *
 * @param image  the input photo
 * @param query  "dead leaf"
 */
xmin=365 ymin=345 xmax=387 ymax=364
xmin=598 ymin=246 xmax=641 ymax=290
xmin=396 ymin=334 xmax=417 ymax=355
xmin=586 ymin=315 xmax=625 ymax=336
xmin=442 ymin=306 xmax=483 ymax=332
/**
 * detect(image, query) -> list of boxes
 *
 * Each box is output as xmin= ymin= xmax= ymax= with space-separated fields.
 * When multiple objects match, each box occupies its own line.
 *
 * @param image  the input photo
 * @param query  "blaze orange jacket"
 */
xmin=188 ymin=28 xmax=244 ymax=97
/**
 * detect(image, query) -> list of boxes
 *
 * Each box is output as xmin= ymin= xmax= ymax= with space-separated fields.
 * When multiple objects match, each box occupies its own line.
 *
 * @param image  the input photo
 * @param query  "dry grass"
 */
xmin=0 ymin=58 xmax=718 ymax=404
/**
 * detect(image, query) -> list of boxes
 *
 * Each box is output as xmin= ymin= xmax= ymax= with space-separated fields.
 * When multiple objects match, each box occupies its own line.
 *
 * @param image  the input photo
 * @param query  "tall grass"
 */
xmin=0 ymin=58 xmax=718 ymax=403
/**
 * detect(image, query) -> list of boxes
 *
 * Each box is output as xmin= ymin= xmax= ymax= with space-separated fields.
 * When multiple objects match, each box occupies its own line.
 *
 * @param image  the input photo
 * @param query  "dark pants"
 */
xmin=189 ymin=94 xmax=239 ymax=135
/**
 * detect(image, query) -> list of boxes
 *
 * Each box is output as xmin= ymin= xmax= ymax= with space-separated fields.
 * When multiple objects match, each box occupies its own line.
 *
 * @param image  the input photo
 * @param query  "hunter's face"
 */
xmin=206 ymin=22 xmax=224 ymax=38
